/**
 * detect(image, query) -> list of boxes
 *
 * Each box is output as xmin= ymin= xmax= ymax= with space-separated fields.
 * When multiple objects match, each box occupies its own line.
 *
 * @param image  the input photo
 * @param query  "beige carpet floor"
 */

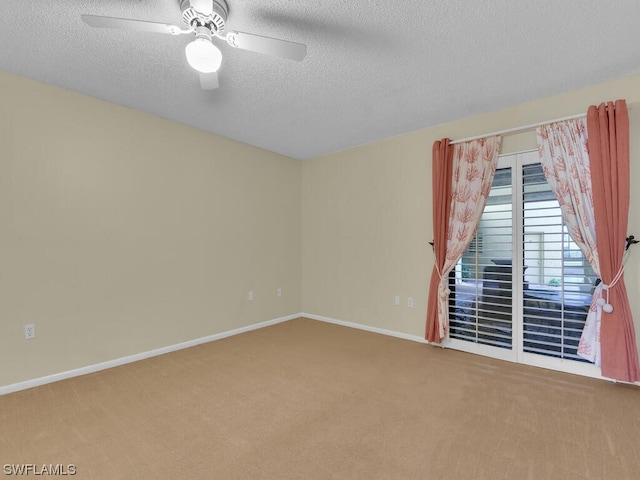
xmin=1 ymin=318 xmax=639 ymax=479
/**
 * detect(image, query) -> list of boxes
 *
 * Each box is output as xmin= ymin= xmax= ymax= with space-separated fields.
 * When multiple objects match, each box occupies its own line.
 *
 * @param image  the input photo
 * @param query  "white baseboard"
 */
xmin=0 ymin=313 xmax=300 ymax=396
xmin=11 ymin=312 xmax=628 ymax=395
xmin=302 ymin=314 xmax=638 ymax=386
xmin=302 ymin=313 xmax=428 ymax=344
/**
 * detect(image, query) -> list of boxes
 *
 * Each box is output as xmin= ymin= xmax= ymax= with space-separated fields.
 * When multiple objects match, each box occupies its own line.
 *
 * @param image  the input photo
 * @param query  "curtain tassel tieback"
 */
xmin=596 ymin=265 xmax=625 ymax=314
xmin=431 ymin=243 xmax=451 ymax=296
xmin=433 ymin=264 xmax=452 ymax=296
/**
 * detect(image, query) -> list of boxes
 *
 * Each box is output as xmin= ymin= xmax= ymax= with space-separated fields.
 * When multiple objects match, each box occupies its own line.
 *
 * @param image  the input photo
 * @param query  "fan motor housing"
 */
xmin=180 ymin=0 xmax=228 ymax=34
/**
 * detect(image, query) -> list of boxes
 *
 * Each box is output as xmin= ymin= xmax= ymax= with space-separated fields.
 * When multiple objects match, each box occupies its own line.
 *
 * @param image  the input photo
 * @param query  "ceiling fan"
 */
xmin=81 ymin=0 xmax=307 ymax=90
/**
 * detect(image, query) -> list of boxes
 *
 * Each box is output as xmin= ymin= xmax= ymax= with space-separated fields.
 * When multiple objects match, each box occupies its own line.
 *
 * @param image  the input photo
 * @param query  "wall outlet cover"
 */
xmin=24 ymin=324 xmax=36 ymax=340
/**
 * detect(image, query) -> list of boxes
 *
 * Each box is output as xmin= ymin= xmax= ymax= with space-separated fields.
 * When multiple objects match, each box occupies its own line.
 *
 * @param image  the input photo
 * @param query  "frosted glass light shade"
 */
xmin=185 ymin=38 xmax=222 ymax=73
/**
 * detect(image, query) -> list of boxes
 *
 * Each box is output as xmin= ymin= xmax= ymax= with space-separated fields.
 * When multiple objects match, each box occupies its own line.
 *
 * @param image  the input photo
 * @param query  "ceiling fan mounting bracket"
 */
xmin=180 ymin=0 xmax=228 ymax=34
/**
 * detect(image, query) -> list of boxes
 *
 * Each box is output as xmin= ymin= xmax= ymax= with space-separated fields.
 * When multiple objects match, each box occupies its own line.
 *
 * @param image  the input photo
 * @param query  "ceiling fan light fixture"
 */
xmin=185 ymin=37 xmax=222 ymax=73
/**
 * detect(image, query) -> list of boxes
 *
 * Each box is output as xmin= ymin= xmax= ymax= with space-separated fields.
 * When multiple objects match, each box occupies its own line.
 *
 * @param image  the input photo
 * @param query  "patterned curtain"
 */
xmin=432 ymin=137 xmax=501 ymax=340
xmin=536 ymin=119 xmax=602 ymax=364
xmin=537 ymin=104 xmax=640 ymax=382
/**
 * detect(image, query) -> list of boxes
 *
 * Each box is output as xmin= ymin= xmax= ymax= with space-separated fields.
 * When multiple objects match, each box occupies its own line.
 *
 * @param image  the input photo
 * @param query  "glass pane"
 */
xmin=522 ymin=163 xmax=597 ymax=361
xmin=449 ymin=167 xmax=513 ymax=349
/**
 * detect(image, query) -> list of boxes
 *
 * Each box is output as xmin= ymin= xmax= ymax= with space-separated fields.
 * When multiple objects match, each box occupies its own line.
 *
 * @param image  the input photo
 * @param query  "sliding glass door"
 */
xmin=446 ymin=151 xmax=599 ymax=375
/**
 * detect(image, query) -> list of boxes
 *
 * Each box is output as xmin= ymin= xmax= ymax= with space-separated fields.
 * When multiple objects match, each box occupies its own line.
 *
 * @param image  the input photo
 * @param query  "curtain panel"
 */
xmin=536 ymin=118 xmax=602 ymax=364
xmin=587 ymin=100 xmax=640 ymax=382
xmin=426 ymin=139 xmax=454 ymax=342
xmin=426 ymin=137 xmax=500 ymax=342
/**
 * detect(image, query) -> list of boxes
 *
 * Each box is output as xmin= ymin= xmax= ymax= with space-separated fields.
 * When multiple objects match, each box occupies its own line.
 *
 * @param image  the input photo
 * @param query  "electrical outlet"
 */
xmin=277 ymin=288 xmax=282 ymax=297
xmin=248 ymin=291 xmax=254 ymax=301
xmin=407 ymin=297 xmax=414 ymax=308
xmin=394 ymin=295 xmax=400 ymax=306
xmin=24 ymin=324 xmax=36 ymax=340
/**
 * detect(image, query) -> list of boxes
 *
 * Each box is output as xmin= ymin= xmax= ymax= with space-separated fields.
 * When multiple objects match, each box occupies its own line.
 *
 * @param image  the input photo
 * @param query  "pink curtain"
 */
xmin=426 ymin=137 xmax=500 ymax=342
xmin=587 ymin=100 xmax=640 ymax=382
xmin=426 ymin=140 xmax=454 ymax=343
xmin=536 ymin=118 xmax=602 ymax=364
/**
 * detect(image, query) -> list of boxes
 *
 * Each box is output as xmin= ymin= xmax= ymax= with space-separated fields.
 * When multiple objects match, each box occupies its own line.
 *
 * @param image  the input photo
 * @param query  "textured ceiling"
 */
xmin=1 ymin=1 xmax=640 ymax=160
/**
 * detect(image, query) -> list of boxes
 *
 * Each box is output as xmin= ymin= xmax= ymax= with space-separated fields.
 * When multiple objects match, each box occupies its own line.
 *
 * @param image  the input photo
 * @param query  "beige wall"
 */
xmin=301 ymin=73 xmax=640 ymax=358
xmin=3 ymin=69 xmax=640 ymax=389
xmin=0 ymin=72 xmax=302 ymax=387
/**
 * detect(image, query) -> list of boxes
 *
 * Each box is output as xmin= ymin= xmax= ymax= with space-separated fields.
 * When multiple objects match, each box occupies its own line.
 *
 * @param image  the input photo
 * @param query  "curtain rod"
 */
xmin=449 ymin=112 xmax=587 ymax=145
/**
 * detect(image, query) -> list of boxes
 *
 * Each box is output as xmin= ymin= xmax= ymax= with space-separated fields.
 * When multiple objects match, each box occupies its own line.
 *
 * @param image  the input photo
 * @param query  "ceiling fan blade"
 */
xmin=81 ymin=15 xmax=185 ymax=35
xmin=225 ymin=31 xmax=307 ymax=61
xmin=199 ymin=72 xmax=219 ymax=90
xmin=189 ymin=0 xmax=214 ymax=16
